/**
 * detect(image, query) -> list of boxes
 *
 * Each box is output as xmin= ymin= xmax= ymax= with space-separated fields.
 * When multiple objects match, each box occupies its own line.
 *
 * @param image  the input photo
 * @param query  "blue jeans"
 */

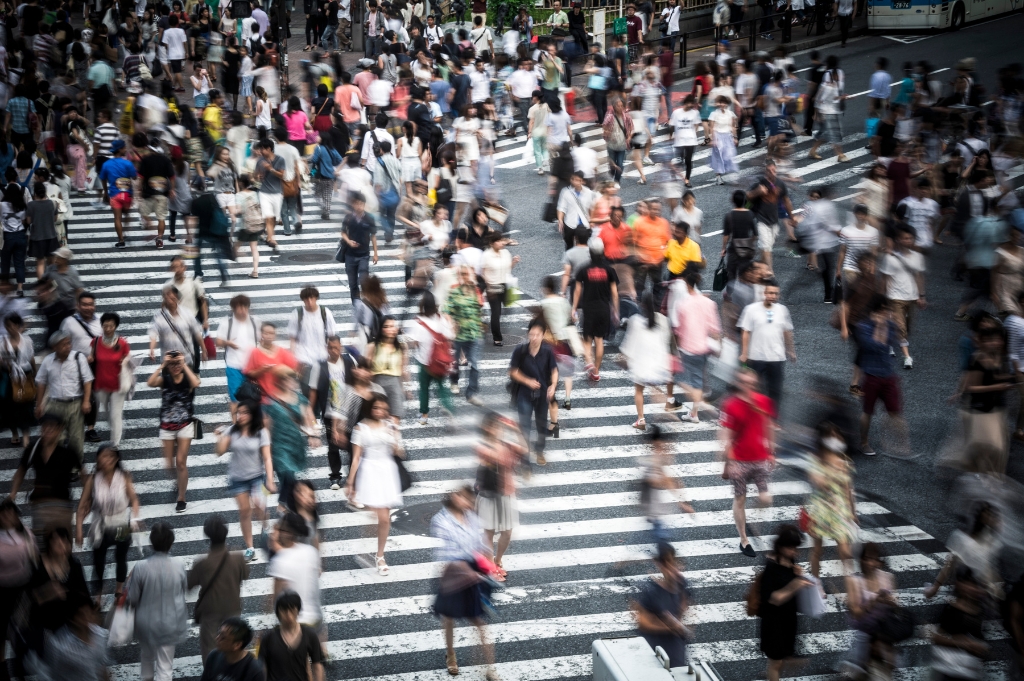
xmin=282 ymin=195 xmax=300 ymax=235
xmin=608 ymin=148 xmax=627 ymax=182
xmin=320 ymin=24 xmax=338 ymax=50
xmin=378 ymin=188 xmax=399 ymax=242
xmin=452 ymin=338 xmax=481 ymax=398
xmin=345 ymin=255 xmax=370 ymax=303
xmin=516 ymin=389 xmax=549 ymax=455
xmin=1 ymin=229 xmax=27 ymax=283
xmin=193 ymin=235 xmax=231 ymax=284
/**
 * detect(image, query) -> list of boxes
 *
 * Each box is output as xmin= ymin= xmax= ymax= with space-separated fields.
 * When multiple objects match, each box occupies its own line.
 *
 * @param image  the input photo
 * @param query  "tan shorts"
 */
xmin=756 ymin=220 xmax=778 ymax=253
xmin=890 ymin=299 xmax=913 ymax=347
xmin=138 ymin=195 xmax=169 ymax=220
xmin=159 ymin=423 xmax=195 ymax=441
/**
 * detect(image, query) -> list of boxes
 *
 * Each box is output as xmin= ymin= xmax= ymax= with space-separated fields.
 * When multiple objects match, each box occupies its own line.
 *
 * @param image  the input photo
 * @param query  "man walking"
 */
xmin=216 ymin=295 xmax=260 ymax=422
xmin=60 ymin=291 xmax=102 ymax=443
xmin=287 ymin=286 xmax=338 ymax=394
xmin=738 ymin=279 xmax=795 ymax=407
xmin=340 ymin=192 xmax=379 ymax=303
xmin=35 ymin=330 xmax=93 ymax=465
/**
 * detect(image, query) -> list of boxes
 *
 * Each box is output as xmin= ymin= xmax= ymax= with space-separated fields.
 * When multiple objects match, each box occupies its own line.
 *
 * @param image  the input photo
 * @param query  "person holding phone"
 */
xmin=147 ymin=351 xmax=201 ymax=513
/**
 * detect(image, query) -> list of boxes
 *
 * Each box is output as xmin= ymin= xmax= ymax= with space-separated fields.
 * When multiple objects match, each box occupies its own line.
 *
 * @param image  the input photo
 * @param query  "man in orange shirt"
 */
xmin=243 ymin=321 xmax=299 ymax=402
xmin=632 ymin=198 xmax=671 ymax=305
xmin=598 ymin=205 xmax=631 ymax=263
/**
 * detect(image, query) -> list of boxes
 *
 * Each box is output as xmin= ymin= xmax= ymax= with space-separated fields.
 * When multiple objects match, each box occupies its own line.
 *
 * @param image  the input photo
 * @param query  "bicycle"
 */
xmin=803 ymin=9 xmax=836 ymax=35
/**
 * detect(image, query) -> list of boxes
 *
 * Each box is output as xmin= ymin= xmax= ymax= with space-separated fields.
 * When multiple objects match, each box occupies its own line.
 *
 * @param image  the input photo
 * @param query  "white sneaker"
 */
xmin=536 ymin=167 xmax=545 ymax=175
xmin=331 ymin=482 xmax=340 ymax=491
xmin=904 ymin=356 xmax=913 ymax=370
xmin=642 ymin=156 xmax=655 ymax=166
xmin=450 ymin=384 xmax=460 ymax=395
xmin=467 ymin=395 xmax=484 ymax=406
xmin=418 ymin=415 xmax=428 ymax=426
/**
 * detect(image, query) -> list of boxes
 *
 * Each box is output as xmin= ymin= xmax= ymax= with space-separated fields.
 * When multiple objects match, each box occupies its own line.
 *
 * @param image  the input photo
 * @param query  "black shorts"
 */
xmin=582 ymin=307 xmax=611 ymax=339
xmin=170 ymin=59 xmax=183 ymax=73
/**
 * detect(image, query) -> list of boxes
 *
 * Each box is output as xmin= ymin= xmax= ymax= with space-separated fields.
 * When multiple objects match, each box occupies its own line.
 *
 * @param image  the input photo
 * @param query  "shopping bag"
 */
xmin=522 ymin=139 xmax=534 ymax=164
xmin=710 ymin=338 xmax=739 ymax=383
xmin=796 ymin=575 xmax=827 ymax=619
xmin=107 ymin=588 xmax=135 ymax=646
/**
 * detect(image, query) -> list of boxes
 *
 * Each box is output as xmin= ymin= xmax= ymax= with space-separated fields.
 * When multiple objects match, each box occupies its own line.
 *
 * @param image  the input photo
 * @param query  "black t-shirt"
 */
xmin=749 ymin=176 xmax=788 ymax=225
xmin=876 ymin=121 xmax=897 ymax=158
xmin=258 ymin=626 xmax=323 ymax=681
xmin=342 ymin=212 xmax=377 ymax=257
xmin=450 ymin=72 xmax=470 ymax=114
xmin=578 ymin=263 xmax=619 ymax=311
xmin=937 ymin=603 xmax=984 ymax=640
xmin=139 ymin=153 xmax=175 ymax=198
xmin=200 ymin=651 xmax=266 ymax=681
xmin=509 ymin=342 xmax=558 ymax=393
xmin=326 ymin=0 xmax=339 ymax=24
xmin=722 ymin=209 xmax=757 ymax=241
xmin=808 ymin=63 xmax=825 ymax=87
xmin=407 ymin=101 xmax=434 ymax=142
xmin=20 ymin=4 xmax=44 ymax=36
xmin=19 ymin=440 xmax=78 ymax=502
xmin=311 ymin=96 xmax=334 ymax=118
xmin=28 ymin=557 xmax=89 ymax=632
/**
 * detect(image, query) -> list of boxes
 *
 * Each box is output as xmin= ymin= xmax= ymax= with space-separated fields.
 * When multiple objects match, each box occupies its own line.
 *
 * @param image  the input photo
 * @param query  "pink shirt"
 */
xmin=283 ymin=111 xmax=307 ymax=142
xmin=672 ymin=292 xmax=721 ymax=355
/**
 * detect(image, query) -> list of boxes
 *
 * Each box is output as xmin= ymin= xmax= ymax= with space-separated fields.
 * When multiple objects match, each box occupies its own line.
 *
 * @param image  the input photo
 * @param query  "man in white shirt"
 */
xmin=469 ymin=16 xmax=493 ymax=55
xmin=879 ymin=224 xmax=926 ymax=369
xmin=336 ymin=0 xmax=352 ymax=50
xmin=287 ymin=286 xmax=338 ymax=392
xmin=424 ymin=15 xmax=443 ymax=46
xmin=897 ymin=179 xmax=941 ymax=251
xmin=545 ymin=98 xmax=572 ymax=149
xmin=167 ymin=254 xmax=208 ymax=330
xmin=733 ymin=60 xmax=761 ymax=146
xmin=507 ymin=59 xmax=537 ymax=136
xmin=35 ymin=330 xmax=93 ymax=464
xmin=308 ymin=336 xmax=353 ymax=489
xmin=469 ymin=58 xmax=491 ymax=104
xmin=269 ymin=513 xmax=323 ymax=629
xmin=835 ymin=204 xmax=880 ymax=286
xmin=556 ymin=171 xmax=596 ymax=250
xmin=272 ymin=132 xmax=304 ymax=235
xmin=216 ymin=294 xmax=260 ymax=421
xmin=160 ymin=14 xmax=187 ymax=91
xmin=737 ymin=280 xmax=795 ymax=407
xmin=451 ymin=227 xmax=483 ymax=275
xmin=61 ymin=291 xmax=101 ymax=355
xmin=360 ymin=112 xmax=394 ymax=173
xmin=570 ymin=134 xmax=598 ymax=188
xmin=669 ymin=94 xmax=702 ymax=184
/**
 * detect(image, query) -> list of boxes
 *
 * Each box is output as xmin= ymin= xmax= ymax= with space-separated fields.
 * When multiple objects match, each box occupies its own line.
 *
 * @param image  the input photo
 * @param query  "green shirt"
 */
xmin=443 ymin=286 xmax=484 ymax=342
xmin=266 ymin=396 xmax=309 ymax=474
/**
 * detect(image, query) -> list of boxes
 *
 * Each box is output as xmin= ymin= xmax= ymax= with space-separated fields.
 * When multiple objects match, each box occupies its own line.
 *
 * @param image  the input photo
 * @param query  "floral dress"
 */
xmin=806 ymin=455 xmax=857 ymax=543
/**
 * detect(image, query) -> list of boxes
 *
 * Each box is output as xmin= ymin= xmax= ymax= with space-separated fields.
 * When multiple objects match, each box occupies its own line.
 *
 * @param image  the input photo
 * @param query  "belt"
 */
xmin=49 ymin=397 xmax=82 ymax=403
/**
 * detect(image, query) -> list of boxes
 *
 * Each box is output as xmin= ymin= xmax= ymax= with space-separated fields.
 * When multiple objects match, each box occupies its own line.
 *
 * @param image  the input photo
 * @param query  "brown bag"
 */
xmin=12 ymin=371 xmax=36 ymax=403
xmin=745 ymin=569 xmax=763 ymax=617
xmin=282 ymin=162 xmax=300 ymax=198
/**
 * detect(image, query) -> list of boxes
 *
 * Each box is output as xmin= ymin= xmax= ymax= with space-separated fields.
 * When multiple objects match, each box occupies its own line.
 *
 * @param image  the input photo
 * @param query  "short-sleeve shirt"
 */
xmin=267 ymin=543 xmax=322 ymax=625
xmin=24 ymin=199 xmax=57 ymax=241
xmin=342 ymin=212 xmax=376 ymax=257
xmin=243 ymin=345 xmax=299 ymax=400
xmin=215 ymin=314 xmax=260 ymax=370
xmin=879 ymin=250 xmax=925 ymax=301
xmin=838 ymin=225 xmax=879 ymax=272
xmin=198 ymin=651 xmax=264 ymax=681
xmin=720 ymin=392 xmax=774 ymax=461
xmin=149 ymin=309 xmax=203 ymax=365
xmin=258 ymin=625 xmax=324 ymax=681
xmin=226 ymin=428 xmax=271 ymax=482
xmin=255 ymin=155 xmax=286 ymax=194
xmin=139 ymin=153 xmax=174 ymax=198
xmin=670 ymin=108 xmax=701 ymax=147
xmin=18 ymin=441 xmax=78 ymax=501
xmin=578 ymin=262 xmax=619 ymax=312
xmin=665 ymin=237 xmax=702 ymax=275
xmin=162 ymin=27 xmax=187 ymax=60
xmin=737 ymin=302 xmax=793 ymax=362
xmin=99 ymin=157 xmax=137 ymax=197
xmin=750 ymin=176 xmax=788 ymax=225
xmin=159 ymin=369 xmax=195 ymax=431
xmin=509 ymin=342 xmax=558 ymax=394
xmin=625 ymin=14 xmax=642 ymax=43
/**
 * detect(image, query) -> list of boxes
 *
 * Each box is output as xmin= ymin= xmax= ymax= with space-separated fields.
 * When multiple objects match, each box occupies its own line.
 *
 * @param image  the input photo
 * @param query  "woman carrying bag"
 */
xmin=1 ymin=312 xmax=35 ymax=448
xmin=475 ymin=412 xmax=527 ymax=582
xmin=89 ymin=311 xmax=132 ymax=447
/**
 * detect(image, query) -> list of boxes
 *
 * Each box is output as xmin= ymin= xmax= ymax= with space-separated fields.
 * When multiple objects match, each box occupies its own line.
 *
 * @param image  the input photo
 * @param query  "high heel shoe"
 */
xmin=548 ymin=422 xmax=559 ymax=438
xmin=446 ymin=651 xmax=459 ymax=676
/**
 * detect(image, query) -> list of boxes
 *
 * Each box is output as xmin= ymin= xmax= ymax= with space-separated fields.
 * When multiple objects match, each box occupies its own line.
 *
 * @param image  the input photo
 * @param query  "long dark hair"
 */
xmin=2 ymin=180 xmax=25 ymax=212
xmin=640 ymin=290 xmax=656 ymax=329
xmin=374 ymin=315 xmax=401 ymax=348
xmin=231 ymin=399 xmax=265 ymax=435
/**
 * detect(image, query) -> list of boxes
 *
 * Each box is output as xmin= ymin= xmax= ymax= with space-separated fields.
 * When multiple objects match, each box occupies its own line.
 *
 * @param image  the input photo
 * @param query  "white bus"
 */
xmin=867 ymin=0 xmax=1022 ymax=30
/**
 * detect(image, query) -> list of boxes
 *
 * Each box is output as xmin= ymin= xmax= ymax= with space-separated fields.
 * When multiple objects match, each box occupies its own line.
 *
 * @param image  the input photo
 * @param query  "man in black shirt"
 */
xmin=258 ymin=591 xmax=325 ymax=681
xmin=191 ymin=179 xmax=232 ymax=286
xmin=340 ymin=191 xmax=378 ymax=303
xmin=8 ymin=414 xmax=79 ymax=541
xmin=137 ymin=135 xmax=176 ymax=248
xmin=509 ymin=319 xmax=558 ymax=466
xmin=804 ymin=50 xmax=825 ymax=137
xmin=746 ymin=160 xmax=794 ymax=269
xmin=199 ymin=617 xmax=265 ymax=681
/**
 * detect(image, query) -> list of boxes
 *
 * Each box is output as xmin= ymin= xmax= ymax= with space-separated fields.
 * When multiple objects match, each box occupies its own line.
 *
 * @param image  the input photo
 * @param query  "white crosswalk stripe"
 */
xmin=1 ymin=137 xmax=1011 ymax=681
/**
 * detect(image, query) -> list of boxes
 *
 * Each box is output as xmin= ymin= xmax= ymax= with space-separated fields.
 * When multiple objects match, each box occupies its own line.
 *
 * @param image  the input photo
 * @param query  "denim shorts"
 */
xmin=226 ymin=475 xmax=265 ymax=497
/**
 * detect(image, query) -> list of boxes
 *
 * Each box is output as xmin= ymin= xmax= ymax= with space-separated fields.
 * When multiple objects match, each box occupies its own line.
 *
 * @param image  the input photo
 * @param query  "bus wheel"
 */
xmin=950 ymin=3 xmax=965 ymax=29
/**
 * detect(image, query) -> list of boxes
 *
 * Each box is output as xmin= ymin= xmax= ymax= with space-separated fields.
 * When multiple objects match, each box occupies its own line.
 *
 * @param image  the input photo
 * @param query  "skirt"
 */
xmin=207 ymin=45 xmax=224 ymax=63
xmin=374 ymin=374 xmax=405 ymax=421
xmin=28 ymin=237 xmax=59 ymax=259
xmin=476 ymin=493 xmax=518 ymax=532
xmin=400 ymin=155 xmax=422 ymax=183
xmin=710 ymin=136 xmax=738 ymax=174
xmin=814 ymin=113 xmax=843 ymax=144
xmin=240 ymin=75 xmax=254 ymax=97
xmin=353 ymin=455 xmax=404 ymax=509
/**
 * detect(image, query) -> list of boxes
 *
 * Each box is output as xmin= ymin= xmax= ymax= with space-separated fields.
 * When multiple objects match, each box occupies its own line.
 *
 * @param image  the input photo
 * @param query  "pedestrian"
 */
xmin=621 ymin=291 xmax=672 ymax=431
xmin=443 ymin=266 xmax=485 ymax=404
xmin=253 ymin=139 xmax=286 ymax=249
xmin=258 ymin=591 xmax=325 ymax=681
xmin=602 ymin=97 xmax=631 ymax=186
xmin=508 ymin=318 xmax=558 ymax=467
xmin=128 ymin=522 xmax=189 ymax=681
xmin=721 ymin=368 xmax=776 ymax=557
xmin=188 ymin=516 xmax=250 ymax=664
xmin=879 ymin=224 xmax=926 ymax=369
xmin=33 ymin=330 xmax=93 ymax=466
xmin=929 ymin=568 xmax=988 ymax=681
xmin=668 ymin=266 xmax=722 ymax=422
xmin=839 ymin=252 xmax=881 ymax=396
xmin=233 ymin=176 xmax=266 ymax=279
xmin=409 ymin=291 xmax=455 ymax=426
xmin=287 ymin=286 xmax=338 ymax=394
xmin=758 ymin=524 xmax=813 ymax=681
xmin=805 ymin=426 xmax=856 ymax=577
xmin=352 ymin=274 xmax=390 ymax=351
xmin=738 ymin=279 xmax=796 ymax=407
xmin=959 ymin=323 xmax=1014 ymax=473
xmin=216 ymin=401 xmax=276 ymax=561
xmin=808 ymin=55 xmax=849 ymax=163
xmin=268 ymin=512 xmax=323 ymax=642
xmin=841 ymin=543 xmax=897 ymax=679
xmin=87 ymin=312 xmax=131 ymax=446
xmin=632 ymin=542 xmax=692 ymax=667
xmin=481 ymin=233 xmax=518 ymax=347
xmin=97 ymin=139 xmax=137 ymax=248
xmin=709 ymin=95 xmax=738 ymax=183
xmin=475 ymin=412 xmax=527 ymax=581
xmin=244 ymin=322 xmax=299 ymax=403
xmin=572 ymin=238 xmax=618 ymax=382
xmin=148 ymin=285 xmax=208 ymax=372
xmin=746 ymin=160 xmax=794 ymax=270
xmin=0 ymin=498 xmax=35 ymax=672
xmin=670 ymin=95 xmax=702 ymax=187
xmin=854 ymin=296 xmax=909 ymax=457
xmin=430 ymin=485 xmax=497 ymax=679
xmin=925 ymin=503 xmax=1003 ymax=600
xmin=346 ymin=393 xmax=405 ymax=576
xmin=137 ymin=136 xmax=176 ymax=249
xmin=796 ymin=186 xmax=841 ymax=301
xmin=1 ymin=312 xmax=36 ymax=448
xmin=198 ymin=618 xmax=263 ymax=681
xmin=23 ymin=528 xmax=90 ymax=664
xmin=339 ymin=192 xmax=379 ymax=304
xmin=308 ymin=336 xmax=355 ymax=491
xmin=217 ymin=295 xmax=260 ymax=422
xmin=24 ymin=184 xmax=59 ymax=280
xmin=264 ymin=370 xmax=318 ymax=512
xmin=365 ymin=317 xmax=409 ymax=419
xmin=556 ymin=172 xmax=596 ymax=251
xmin=75 ymin=443 xmax=139 ymax=600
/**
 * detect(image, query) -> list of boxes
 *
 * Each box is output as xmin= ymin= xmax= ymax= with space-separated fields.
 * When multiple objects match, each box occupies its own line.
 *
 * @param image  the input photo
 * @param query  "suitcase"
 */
xmin=592 ymin=636 xmax=674 ymax=681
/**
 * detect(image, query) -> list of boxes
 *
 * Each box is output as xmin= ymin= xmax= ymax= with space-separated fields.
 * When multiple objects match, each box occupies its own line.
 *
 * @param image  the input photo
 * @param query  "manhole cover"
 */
xmin=279 ymin=252 xmax=335 ymax=263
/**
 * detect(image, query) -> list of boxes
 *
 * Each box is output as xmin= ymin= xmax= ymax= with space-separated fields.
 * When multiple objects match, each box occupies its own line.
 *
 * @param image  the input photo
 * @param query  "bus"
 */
xmin=867 ymin=0 xmax=1022 ymax=30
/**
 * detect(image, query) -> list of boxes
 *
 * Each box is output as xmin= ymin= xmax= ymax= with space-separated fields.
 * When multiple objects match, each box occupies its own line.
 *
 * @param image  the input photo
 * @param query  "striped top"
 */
xmin=93 ymin=122 xmax=119 ymax=158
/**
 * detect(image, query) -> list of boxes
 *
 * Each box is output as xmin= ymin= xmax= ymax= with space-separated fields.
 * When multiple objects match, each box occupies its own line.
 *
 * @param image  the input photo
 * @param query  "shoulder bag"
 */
xmin=192 ymin=551 xmax=230 ymax=623
xmin=282 ymin=160 xmax=300 ymax=198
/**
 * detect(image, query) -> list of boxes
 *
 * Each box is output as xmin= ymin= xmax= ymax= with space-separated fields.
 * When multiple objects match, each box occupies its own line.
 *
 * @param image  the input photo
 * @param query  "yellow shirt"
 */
xmin=665 ymin=237 xmax=702 ymax=275
xmin=202 ymin=104 xmax=223 ymax=141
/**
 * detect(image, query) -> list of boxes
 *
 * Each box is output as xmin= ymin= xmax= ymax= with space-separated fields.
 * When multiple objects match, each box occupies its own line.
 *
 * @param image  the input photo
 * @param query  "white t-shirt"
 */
xmin=546 ymin=110 xmax=571 ymax=146
xmin=273 ymin=141 xmax=302 ymax=182
xmin=162 ymin=27 xmax=187 ymax=60
xmin=452 ymin=246 xmax=483 ymax=274
xmin=367 ymin=78 xmax=394 ymax=108
xmin=571 ymin=145 xmax=598 ymax=179
xmin=215 ymin=314 xmax=260 ymax=370
xmin=737 ymin=302 xmax=793 ymax=362
xmin=734 ymin=72 xmax=759 ymax=108
xmin=507 ymin=68 xmax=537 ymax=99
xmin=267 ymin=543 xmax=322 ymax=625
xmin=898 ymin=196 xmax=940 ymax=249
xmin=287 ymin=304 xmax=338 ymax=366
xmin=709 ymin=108 xmax=736 ymax=134
xmin=308 ymin=357 xmax=347 ymax=418
xmin=166 ymin=275 xmax=205 ymax=321
xmin=838 ymin=224 xmax=879 ymax=272
xmin=670 ymin=108 xmax=701 ymax=147
xmin=469 ymin=69 xmax=490 ymax=103
xmin=880 ymin=250 xmax=925 ymax=301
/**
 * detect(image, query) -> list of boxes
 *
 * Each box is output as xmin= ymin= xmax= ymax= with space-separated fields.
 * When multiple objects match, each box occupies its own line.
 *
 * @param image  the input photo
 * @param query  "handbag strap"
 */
xmin=194 ymin=551 xmax=230 ymax=614
xmin=161 ymin=309 xmax=193 ymax=358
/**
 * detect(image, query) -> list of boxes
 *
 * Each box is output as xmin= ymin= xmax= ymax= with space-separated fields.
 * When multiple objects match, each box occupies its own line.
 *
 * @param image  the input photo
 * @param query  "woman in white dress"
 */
xmin=620 ymin=292 xmax=672 ymax=431
xmin=396 ymin=121 xmax=424 ymax=194
xmin=453 ymin=103 xmax=481 ymax=174
xmin=346 ymin=394 xmax=405 ymax=576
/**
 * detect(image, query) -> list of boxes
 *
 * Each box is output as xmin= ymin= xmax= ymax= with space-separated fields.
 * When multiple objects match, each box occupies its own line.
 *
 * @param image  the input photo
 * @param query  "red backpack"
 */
xmin=419 ymin=320 xmax=454 ymax=378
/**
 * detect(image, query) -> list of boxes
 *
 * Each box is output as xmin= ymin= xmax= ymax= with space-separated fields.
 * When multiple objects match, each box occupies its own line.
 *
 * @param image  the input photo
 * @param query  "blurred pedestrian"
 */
xmin=189 ymin=516 xmax=250 ymax=664
xmin=805 ymin=426 xmax=857 ymax=577
xmin=758 ymin=525 xmax=813 ymax=681
xmin=268 ymin=512 xmax=323 ymax=642
xmin=409 ymin=291 xmax=455 ymax=426
xmin=264 ymin=372 xmax=319 ymax=512
xmin=475 ymin=412 xmax=527 ymax=581
xmin=621 ymin=291 xmax=672 ymax=431
xmin=631 ymin=542 xmax=692 ymax=667
xmin=258 ymin=591 xmax=325 ymax=681
xmin=8 ymin=414 xmax=78 ymax=545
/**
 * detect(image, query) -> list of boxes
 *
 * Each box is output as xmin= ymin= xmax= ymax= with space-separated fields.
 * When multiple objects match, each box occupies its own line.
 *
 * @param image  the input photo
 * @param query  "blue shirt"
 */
xmin=868 ymin=70 xmax=892 ymax=100
xmin=963 ymin=215 xmax=1008 ymax=269
xmin=7 ymin=97 xmax=35 ymax=135
xmin=854 ymin=320 xmax=899 ymax=378
xmin=430 ymin=79 xmax=452 ymax=115
xmin=99 ymin=157 xmax=138 ymax=197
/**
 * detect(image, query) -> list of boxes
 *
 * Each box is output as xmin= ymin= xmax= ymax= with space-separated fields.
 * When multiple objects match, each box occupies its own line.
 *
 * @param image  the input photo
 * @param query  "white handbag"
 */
xmin=106 ymin=581 xmax=136 ymax=647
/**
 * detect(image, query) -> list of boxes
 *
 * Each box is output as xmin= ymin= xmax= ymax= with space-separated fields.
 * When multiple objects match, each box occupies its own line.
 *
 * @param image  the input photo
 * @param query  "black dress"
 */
xmin=222 ymin=48 xmax=241 ymax=96
xmin=758 ymin=558 xmax=799 ymax=661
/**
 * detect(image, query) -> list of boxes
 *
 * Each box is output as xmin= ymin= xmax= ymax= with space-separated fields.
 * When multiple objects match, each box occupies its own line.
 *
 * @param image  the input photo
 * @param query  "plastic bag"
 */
xmin=796 ymin=575 xmax=827 ymax=619
xmin=710 ymin=338 xmax=739 ymax=384
xmin=107 ymin=594 xmax=135 ymax=646
xmin=522 ymin=139 xmax=534 ymax=164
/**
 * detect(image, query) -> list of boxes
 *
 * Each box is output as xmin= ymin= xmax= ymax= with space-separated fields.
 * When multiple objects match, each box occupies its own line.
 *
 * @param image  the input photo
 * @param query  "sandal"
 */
xmin=446 ymin=651 xmax=459 ymax=676
xmin=248 ymin=271 xmax=259 ymax=278
xmin=375 ymin=555 xmax=390 ymax=576
xmin=632 ymin=418 xmax=646 ymax=430
xmin=495 ymin=562 xmax=508 ymax=579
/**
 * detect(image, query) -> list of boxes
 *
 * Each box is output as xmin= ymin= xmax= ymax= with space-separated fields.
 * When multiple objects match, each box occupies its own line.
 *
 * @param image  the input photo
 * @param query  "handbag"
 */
xmin=11 ymin=370 xmax=35 ymax=403
xmin=236 ymin=378 xmax=263 ymax=403
xmin=193 ymin=418 xmax=204 ymax=440
xmin=192 ymin=551 xmax=229 ymax=623
xmin=282 ymin=161 xmax=300 ymax=198
xmin=203 ymin=335 xmax=217 ymax=360
xmin=395 ymin=455 xmax=412 ymax=492
xmin=712 ymin=258 xmax=728 ymax=292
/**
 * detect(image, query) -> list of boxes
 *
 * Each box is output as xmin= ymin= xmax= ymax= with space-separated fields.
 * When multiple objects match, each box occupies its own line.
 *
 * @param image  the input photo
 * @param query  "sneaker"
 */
xmin=114 ymin=241 xmax=126 ymax=249
xmin=903 ymin=356 xmax=913 ymax=370
xmin=862 ymin=446 xmax=877 ymax=456
xmin=561 ymin=399 xmax=571 ymax=410
xmin=175 ymin=500 xmax=187 ymax=513
xmin=450 ymin=384 xmax=461 ymax=395
xmin=418 ymin=415 xmax=428 ymax=426
xmin=90 ymin=200 xmax=106 ymax=208
xmin=467 ymin=395 xmax=484 ymax=406
xmin=85 ymin=430 xmax=101 ymax=443
xmin=642 ymin=156 xmax=655 ymax=166
xmin=679 ymin=413 xmax=700 ymax=424
xmin=243 ymin=547 xmax=255 ymax=561
xmin=536 ymin=167 xmax=545 ymax=175
xmin=331 ymin=481 xmax=340 ymax=491
xmin=665 ymin=399 xmax=684 ymax=412
xmin=536 ymin=453 xmax=547 ymax=466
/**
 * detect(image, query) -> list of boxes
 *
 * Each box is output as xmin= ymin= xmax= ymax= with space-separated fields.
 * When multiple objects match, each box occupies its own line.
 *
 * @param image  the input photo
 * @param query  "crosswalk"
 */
xmin=0 ymin=145 xmax=1012 ymax=681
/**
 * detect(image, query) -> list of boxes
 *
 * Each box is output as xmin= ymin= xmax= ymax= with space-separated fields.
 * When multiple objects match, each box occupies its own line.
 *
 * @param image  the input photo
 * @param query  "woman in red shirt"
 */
xmin=89 ymin=312 xmax=132 ymax=446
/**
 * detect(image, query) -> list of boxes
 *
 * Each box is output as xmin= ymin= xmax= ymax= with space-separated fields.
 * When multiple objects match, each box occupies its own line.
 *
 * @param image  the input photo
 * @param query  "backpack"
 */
xmin=418 ymin=319 xmax=453 ymax=378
